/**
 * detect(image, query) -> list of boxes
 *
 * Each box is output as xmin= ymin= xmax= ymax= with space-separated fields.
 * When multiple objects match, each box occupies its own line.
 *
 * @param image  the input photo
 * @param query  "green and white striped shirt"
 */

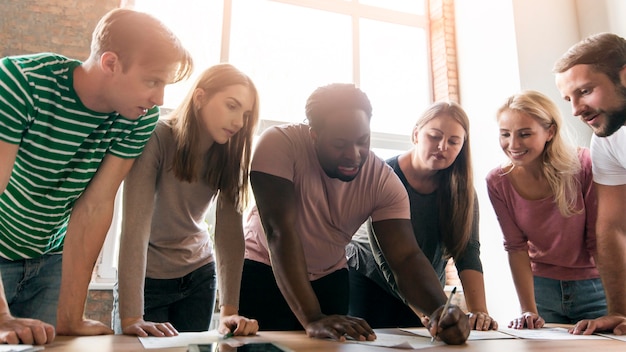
xmin=0 ymin=53 xmax=158 ymax=260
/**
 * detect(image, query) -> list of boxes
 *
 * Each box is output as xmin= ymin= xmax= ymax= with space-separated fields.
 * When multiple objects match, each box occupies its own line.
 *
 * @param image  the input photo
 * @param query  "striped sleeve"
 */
xmin=0 ymin=56 xmax=33 ymax=144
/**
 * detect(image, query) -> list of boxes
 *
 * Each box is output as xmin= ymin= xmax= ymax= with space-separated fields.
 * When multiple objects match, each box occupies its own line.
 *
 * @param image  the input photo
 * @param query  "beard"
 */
xmin=594 ymin=84 xmax=626 ymax=137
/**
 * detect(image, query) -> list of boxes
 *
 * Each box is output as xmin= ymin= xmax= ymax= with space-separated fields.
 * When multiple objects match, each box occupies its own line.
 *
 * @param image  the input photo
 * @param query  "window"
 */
xmin=93 ymin=0 xmax=435 ymax=285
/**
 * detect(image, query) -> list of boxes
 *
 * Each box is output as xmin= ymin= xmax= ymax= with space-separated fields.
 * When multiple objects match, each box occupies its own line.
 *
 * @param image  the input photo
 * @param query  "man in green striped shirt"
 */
xmin=0 ymin=8 xmax=192 ymax=345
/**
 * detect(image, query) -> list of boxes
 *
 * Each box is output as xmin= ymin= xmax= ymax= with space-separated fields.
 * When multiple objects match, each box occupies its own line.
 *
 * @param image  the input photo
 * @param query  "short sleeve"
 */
xmin=0 ymin=57 xmax=33 ymax=144
xmin=250 ymin=125 xmax=300 ymax=182
xmin=107 ymin=107 xmax=159 ymax=159
xmin=591 ymin=131 xmax=626 ymax=186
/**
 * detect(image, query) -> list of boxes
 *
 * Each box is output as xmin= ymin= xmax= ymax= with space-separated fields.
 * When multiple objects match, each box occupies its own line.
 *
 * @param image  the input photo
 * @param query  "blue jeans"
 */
xmin=0 ymin=253 xmax=62 ymax=326
xmin=113 ymin=262 xmax=216 ymax=333
xmin=534 ymin=275 xmax=607 ymax=324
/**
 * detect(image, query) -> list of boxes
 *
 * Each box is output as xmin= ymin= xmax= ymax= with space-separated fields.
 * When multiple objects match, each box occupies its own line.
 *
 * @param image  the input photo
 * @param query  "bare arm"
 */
xmin=214 ymin=194 xmax=258 ymax=336
xmin=507 ymin=250 xmax=544 ymax=329
xmin=0 ymin=141 xmax=56 ymax=344
xmin=55 ymin=154 xmax=135 ymax=336
xmin=250 ymin=171 xmax=374 ymax=341
xmin=372 ymin=219 xmax=469 ymax=345
xmin=0 ymin=140 xmax=18 ymax=194
xmin=458 ymin=269 xmax=497 ymax=330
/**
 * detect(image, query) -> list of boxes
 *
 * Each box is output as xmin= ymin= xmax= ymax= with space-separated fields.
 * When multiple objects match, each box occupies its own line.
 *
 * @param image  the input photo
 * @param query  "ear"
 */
xmin=309 ymin=127 xmax=319 ymax=143
xmin=411 ymin=126 xmax=419 ymax=144
xmin=620 ymin=64 xmax=626 ymax=87
xmin=547 ymin=123 xmax=556 ymax=142
xmin=192 ymin=88 xmax=205 ymax=111
xmin=100 ymin=52 xmax=119 ymax=76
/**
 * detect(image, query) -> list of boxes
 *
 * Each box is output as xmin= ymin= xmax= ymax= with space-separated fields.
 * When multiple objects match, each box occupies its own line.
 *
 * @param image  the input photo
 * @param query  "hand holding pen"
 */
xmin=428 ymin=287 xmax=470 ymax=345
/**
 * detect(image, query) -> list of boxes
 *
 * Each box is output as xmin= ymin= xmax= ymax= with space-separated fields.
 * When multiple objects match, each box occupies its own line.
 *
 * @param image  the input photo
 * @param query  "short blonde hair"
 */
xmin=90 ymin=8 xmax=193 ymax=83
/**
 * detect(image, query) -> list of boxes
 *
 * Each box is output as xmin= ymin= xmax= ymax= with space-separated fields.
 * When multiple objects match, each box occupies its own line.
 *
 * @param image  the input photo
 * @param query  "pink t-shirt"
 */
xmin=486 ymin=148 xmax=599 ymax=281
xmin=245 ymin=124 xmax=410 ymax=280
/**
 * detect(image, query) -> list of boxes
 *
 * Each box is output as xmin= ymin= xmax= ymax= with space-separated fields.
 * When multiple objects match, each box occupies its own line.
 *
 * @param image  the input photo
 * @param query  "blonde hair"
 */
xmin=414 ymin=101 xmax=474 ymax=259
xmin=89 ymin=8 xmax=193 ymax=83
xmin=167 ymin=64 xmax=259 ymax=213
xmin=497 ymin=90 xmax=582 ymax=216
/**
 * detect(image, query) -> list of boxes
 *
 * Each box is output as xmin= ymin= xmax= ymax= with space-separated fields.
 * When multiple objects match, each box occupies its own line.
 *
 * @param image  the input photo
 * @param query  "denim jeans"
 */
xmin=534 ymin=275 xmax=607 ymax=324
xmin=113 ymin=261 xmax=216 ymax=333
xmin=0 ymin=253 xmax=62 ymax=326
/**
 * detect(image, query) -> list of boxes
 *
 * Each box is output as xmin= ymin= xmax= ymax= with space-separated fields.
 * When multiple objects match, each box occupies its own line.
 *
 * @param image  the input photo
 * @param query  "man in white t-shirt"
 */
xmin=555 ymin=32 xmax=626 ymax=335
xmin=239 ymin=83 xmax=469 ymax=345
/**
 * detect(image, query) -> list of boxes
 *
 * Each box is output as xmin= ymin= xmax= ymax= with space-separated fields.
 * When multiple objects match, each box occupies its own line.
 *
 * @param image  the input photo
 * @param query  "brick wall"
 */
xmin=85 ymin=290 xmax=114 ymax=327
xmin=0 ymin=0 xmax=120 ymax=58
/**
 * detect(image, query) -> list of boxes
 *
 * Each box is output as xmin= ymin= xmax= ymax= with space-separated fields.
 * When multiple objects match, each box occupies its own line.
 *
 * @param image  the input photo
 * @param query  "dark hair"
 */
xmin=553 ymin=32 xmax=626 ymax=85
xmin=305 ymin=83 xmax=372 ymax=130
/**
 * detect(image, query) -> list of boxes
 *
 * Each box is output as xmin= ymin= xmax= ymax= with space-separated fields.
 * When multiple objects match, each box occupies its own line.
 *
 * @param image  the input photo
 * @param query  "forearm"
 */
xmin=458 ymin=270 xmax=488 ymax=313
xmin=508 ymin=251 xmax=537 ymax=313
xmin=214 ymin=211 xmax=245 ymax=310
xmin=596 ymin=228 xmax=626 ymax=315
xmin=395 ymin=254 xmax=448 ymax=317
xmin=268 ymin=234 xmax=322 ymax=327
xmin=57 ymin=196 xmax=114 ymax=326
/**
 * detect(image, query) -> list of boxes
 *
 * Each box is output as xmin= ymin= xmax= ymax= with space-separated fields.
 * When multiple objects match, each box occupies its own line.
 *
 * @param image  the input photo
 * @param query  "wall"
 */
xmin=0 ymin=0 xmax=120 ymax=58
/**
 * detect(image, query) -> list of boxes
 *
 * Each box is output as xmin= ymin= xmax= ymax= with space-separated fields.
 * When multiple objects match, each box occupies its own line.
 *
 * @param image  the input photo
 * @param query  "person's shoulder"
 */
xmin=258 ymin=122 xmax=309 ymax=144
xmin=385 ymin=154 xmax=400 ymax=168
xmin=485 ymin=164 xmax=506 ymax=182
xmin=4 ymin=52 xmax=78 ymax=69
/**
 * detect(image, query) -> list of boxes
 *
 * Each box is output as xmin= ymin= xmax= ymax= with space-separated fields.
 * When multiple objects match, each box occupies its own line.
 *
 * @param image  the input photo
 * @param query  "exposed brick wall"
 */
xmin=428 ymin=0 xmax=460 ymax=103
xmin=0 ymin=0 xmax=120 ymax=59
xmin=85 ymin=290 xmax=114 ymax=327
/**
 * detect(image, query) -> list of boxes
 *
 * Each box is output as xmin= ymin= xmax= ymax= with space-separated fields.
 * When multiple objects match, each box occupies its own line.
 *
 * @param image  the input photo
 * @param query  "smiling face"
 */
xmin=555 ymin=64 xmax=626 ymax=137
xmin=194 ymin=84 xmax=254 ymax=147
xmin=412 ymin=114 xmax=465 ymax=172
xmin=498 ymin=110 xmax=555 ymax=168
xmin=311 ymin=108 xmax=370 ymax=182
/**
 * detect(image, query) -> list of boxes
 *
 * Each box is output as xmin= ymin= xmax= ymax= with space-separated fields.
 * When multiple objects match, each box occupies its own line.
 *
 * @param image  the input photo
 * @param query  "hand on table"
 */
xmin=0 ymin=313 xmax=55 ymax=345
xmin=508 ymin=312 xmax=544 ymax=329
xmin=56 ymin=317 xmax=113 ymax=336
xmin=569 ymin=314 xmax=626 ymax=335
xmin=468 ymin=311 xmax=498 ymax=331
xmin=218 ymin=314 xmax=259 ymax=336
xmin=305 ymin=314 xmax=376 ymax=342
xmin=120 ymin=317 xmax=177 ymax=337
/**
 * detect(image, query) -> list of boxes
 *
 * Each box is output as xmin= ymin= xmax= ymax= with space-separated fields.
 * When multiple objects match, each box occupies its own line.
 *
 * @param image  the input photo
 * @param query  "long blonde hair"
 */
xmin=497 ymin=90 xmax=581 ymax=216
xmin=413 ymin=101 xmax=474 ymax=259
xmin=167 ymin=64 xmax=259 ymax=213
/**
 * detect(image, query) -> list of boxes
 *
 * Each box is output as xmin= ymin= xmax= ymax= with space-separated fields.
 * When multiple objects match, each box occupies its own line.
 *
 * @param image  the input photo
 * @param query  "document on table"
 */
xmin=138 ymin=330 xmax=222 ymax=349
xmin=598 ymin=333 xmax=626 ymax=342
xmin=402 ymin=327 xmax=515 ymax=340
xmin=403 ymin=327 xmax=613 ymax=341
xmin=348 ymin=332 xmax=443 ymax=349
xmin=498 ymin=327 xmax=609 ymax=340
xmin=0 ymin=346 xmax=43 ymax=352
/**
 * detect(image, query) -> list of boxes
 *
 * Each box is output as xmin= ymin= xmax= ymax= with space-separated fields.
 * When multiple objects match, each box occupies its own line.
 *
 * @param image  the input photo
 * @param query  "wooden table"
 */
xmin=42 ymin=328 xmax=626 ymax=352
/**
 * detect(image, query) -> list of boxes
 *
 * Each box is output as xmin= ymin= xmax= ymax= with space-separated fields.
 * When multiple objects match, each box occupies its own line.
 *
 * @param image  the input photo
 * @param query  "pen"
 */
xmin=431 ymin=286 xmax=457 ymax=343
xmin=222 ymin=332 xmax=234 ymax=339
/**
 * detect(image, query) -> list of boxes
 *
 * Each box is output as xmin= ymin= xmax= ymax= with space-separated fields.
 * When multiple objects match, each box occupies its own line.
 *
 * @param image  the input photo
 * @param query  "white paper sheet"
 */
xmin=348 ymin=332 xmax=442 ymax=349
xmin=0 ymin=346 xmax=43 ymax=352
xmin=498 ymin=327 xmax=609 ymax=340
xmin=138 ymin=329 xmax=223 ymax=349
xmin=402 ymin=327 xmax=515 ymax=340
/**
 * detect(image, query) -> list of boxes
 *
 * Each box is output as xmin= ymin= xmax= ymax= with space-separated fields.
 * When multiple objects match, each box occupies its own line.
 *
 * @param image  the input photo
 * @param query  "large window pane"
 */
xmin=359 ymin=0 xmax=425 ymax=15
xmin=134 ymin=0 xmax=223 ymax=109
xmin=359 ymin=19 xmax=429 ymax=135
xmin=229 ymin=0 xmax=352 ymax=122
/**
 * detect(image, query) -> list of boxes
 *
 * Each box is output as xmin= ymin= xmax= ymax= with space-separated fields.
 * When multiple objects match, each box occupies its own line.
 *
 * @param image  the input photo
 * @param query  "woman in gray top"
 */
xmin=114 ymin=64 xmax=260 ymax=337
xmin=347 ymin=102 xmax=497 ymax=331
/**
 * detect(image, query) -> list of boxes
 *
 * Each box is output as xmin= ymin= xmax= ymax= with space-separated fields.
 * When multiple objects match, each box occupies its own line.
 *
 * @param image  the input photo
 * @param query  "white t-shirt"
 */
xmin=591 ymin=126 xmax=626 ymax=186
xmin=244 ymin=123 xmax=410 ymax=280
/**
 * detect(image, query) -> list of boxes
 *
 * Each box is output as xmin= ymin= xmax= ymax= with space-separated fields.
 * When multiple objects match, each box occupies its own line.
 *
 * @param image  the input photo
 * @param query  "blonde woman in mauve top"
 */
xmin=486 ymin=90 xmax=607 ymax=329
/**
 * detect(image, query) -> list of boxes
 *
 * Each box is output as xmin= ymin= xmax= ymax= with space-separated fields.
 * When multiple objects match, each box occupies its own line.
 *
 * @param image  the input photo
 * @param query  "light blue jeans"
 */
xmin=534 ymin=275 xmax=607 ymax=324
xmin=0 ymin=253 xmax=62 ymax=326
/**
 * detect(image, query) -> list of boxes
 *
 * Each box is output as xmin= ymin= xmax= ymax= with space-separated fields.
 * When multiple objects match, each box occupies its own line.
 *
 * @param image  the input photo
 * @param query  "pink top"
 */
xmin=245 ymin=124 xmax=410 ymax=280
xmin=486 ymin=148 xmax=599 ymax=281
